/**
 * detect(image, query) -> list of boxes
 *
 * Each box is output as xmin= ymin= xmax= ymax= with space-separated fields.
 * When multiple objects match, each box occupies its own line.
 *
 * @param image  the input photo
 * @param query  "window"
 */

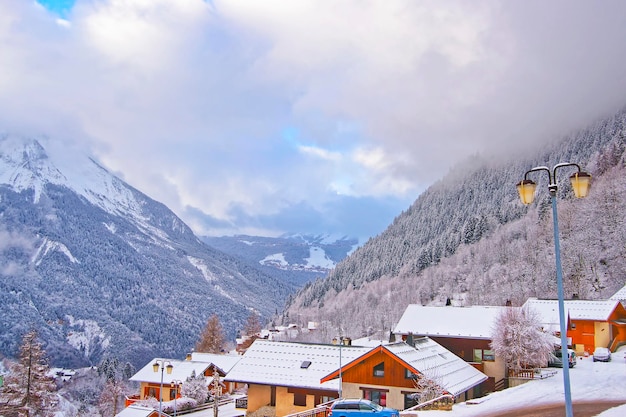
xmin=405 ymin=368 xmax=416 ymax=379
xmin=147 ymin=387 xmax=156 ymax=399
xmin=373 ymin=362 xmax=384 ymax=377
xmin=293 ymin=392 xmax=307 ymax=407
xmin=404 ymin=392 xmax=419 ymax=409
xmin=362 ymin=389 xmax=387 ymax=406
xmin=473 ymin=349 xmax=495 ymax=362
xmin=169 ymin=388 xmax=177 ymax=400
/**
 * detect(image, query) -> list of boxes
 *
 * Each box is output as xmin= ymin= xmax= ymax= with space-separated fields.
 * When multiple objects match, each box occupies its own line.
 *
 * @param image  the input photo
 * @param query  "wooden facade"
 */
xmin=567 ymin=302 xmax=626 ymax=355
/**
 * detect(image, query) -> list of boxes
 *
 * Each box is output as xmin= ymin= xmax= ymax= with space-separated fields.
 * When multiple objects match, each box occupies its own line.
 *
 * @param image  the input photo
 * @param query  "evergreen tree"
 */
xmin=96 ymin=357 xmax=134 ymax=417
xmin=195 ymin=314 xmax=225 ymax=354
xmin=0 ymin=330 xmax=57 ymax=417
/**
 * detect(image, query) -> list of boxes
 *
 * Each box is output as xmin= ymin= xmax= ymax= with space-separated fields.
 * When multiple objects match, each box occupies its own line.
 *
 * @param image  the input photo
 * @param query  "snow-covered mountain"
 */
xmin=0 ymin=134 xmax=295 ymax=368
xmin=202 ymin=234 xmax=358 ymax=286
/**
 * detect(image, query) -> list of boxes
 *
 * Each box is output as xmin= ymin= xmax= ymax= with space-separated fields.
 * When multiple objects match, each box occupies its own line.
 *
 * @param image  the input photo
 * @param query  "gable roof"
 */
xmin=393 ymin=305 xmax=503 ymax=339
xmin=523 ymin=298 xmax=621 ymax=325
xmin=609 ymin=285 xmax=626 ymax=302
xmin=224 ymin=340 xmax=372 ymax=391
xmin=114 ymin=405 xmax=160 ymax=417
xmin=129 ymin=358 xmax=212 ymax=385
xmin=321 ymin=340 xmax=487 ymax=397
xmin=189 ymin=352 xmax=242 ymax=374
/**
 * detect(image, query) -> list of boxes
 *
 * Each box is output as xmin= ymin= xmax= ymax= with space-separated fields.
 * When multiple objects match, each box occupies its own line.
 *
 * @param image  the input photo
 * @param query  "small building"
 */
xmin=114 ymin=404 xmax=161 ymax=417
xmin=523 ymin=297 xmax=626 ymax=354
xmin=224 ymin=339 xmax=486 ymax=415
xmin=128 ymin=358 xmax=217 ymax=403
xmin=392 ymin=304 xmax=506 ymax=394
xmin=188 ymin=352 xmax=243 ymax=393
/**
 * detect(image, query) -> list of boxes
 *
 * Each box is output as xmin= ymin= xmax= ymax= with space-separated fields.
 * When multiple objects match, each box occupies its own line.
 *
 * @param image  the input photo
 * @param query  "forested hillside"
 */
xmin=283 ymin=107 xmax=626 ymax=339
xmin=0 ymin=136 xmax=295 ymax=369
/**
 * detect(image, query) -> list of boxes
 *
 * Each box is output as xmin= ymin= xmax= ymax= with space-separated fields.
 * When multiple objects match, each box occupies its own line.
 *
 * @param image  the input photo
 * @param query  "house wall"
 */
xmin=246 ymin=384 xmax=336 ymax=415
xmin=342 ymin=350 xmax=415 ymax=389
xmin=342 ymin=382 xmax=414 ymax=411
xmin=247 ymin=384 xmax=272 ymax=412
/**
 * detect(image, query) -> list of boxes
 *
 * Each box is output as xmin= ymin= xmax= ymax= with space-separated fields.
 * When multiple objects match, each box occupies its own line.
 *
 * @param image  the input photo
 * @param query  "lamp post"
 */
xmin=171 ymin=379 xmax=183 ymax=417
xmin=153 ymin=360 xmax=174 ymax=417
xmin=516 ymin=163 xmax=591 ymax=417
xmin=332 ymin=335 xmax=344 ymax=399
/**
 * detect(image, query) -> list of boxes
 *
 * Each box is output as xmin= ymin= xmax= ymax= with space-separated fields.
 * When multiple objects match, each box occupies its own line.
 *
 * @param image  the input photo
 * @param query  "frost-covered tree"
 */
xmin=490 ymin=306 xmax=555 ymax=373
xmin=181 ymin=370 xmax=208 ymax=404
xmin=97 ymin=357 xmax=134 ymax=417
xmin=196 ymin=314 xmax=225 ymax=354
xmin=412 ymin=371 xmax=445 ymax=404
xmin=0 ymin=330 xmax=57 ymax=417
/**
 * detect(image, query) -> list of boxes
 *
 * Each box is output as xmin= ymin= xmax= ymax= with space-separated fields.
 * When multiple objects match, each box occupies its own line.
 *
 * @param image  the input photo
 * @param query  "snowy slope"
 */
xmin=0 ymin=134 xmax=294 ymax=368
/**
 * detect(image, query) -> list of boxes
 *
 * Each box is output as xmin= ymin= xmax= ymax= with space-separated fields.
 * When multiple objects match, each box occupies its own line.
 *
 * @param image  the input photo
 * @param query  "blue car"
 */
xmin=329 ymin=399 xmax=399 ymax=417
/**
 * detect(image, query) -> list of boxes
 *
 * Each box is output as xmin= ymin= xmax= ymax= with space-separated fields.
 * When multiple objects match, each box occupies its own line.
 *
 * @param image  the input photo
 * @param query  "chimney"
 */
xmin=406 ymin=333 xmax=414 ymax=347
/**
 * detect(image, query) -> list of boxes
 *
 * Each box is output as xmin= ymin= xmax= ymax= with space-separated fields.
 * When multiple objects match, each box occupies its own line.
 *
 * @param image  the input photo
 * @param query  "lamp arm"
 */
xmin=552 ymin=162 xmax=582 ymax=182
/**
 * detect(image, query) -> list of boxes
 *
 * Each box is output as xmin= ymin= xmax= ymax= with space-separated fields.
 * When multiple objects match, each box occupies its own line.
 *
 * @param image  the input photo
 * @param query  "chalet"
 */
xmin=114 ymin=404 xmax=161 ymax=417
xmin=523 ymin=297 xmax=626 ymax=354
xmin=392 ymin=304 xmax=506 ymax=393
xmin=224 ymin=339 xmax=486 ymax=415
xmin=187 ymin=352 xmax=243 ymax=394
xmin=128 ymin=358 xmax=217 ymax=404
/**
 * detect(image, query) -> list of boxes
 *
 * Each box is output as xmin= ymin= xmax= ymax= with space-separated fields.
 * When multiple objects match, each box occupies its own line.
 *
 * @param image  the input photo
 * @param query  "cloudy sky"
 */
xmin=2 ymin=1 xmax=626 ymax=242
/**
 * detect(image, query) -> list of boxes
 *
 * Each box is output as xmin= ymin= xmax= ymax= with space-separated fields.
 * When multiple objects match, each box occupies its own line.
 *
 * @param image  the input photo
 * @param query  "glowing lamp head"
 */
xmin=516 ymin=179 xmax=537 ymax=205
xmin=570 ymin=171 xmax=591 ymax=198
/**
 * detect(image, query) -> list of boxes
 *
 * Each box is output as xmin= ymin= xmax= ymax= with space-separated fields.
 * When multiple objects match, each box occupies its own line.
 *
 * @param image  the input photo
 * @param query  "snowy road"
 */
xmin=419 ymin=350 xmax=626 ymax=417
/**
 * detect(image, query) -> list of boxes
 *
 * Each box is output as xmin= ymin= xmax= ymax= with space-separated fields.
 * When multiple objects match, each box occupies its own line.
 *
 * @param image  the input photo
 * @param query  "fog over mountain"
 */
xmin=0 ymin=134 xmax=297 ymax=368
xmin=283 ymin=107 xmax=626 ymax=340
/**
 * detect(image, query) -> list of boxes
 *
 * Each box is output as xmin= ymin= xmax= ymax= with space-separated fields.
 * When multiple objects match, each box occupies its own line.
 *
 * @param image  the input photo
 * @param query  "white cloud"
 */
xmin=2 ymin=0 xmax=626 ymax=240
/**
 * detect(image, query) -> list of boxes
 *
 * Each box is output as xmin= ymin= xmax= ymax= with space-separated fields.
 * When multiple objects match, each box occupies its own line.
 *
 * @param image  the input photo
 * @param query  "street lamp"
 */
xmin=332 ymin=335 xmax=344 ymax=399
xmin=171 ymin=379 xmax=183 ymax=417
xmin=516 ymin=163 xmax=591 ymax=417
xmin=153 ymin=360 xmax=173 ymax=416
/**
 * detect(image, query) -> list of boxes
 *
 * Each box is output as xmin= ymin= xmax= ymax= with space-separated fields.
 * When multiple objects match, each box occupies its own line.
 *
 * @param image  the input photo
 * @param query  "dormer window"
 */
xmin=373 ymin=362 xmax=384 ymax=377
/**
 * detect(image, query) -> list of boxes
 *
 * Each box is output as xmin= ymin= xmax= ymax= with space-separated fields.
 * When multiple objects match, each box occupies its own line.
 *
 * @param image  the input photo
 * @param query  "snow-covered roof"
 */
xmin=393 ymin=305 xmax=504 ymax=339
xmin=224 ymin=340 xmax=372 ymax=391
xmin=189 ymin=352 xmax=242 ymax=373
xmin=523 ymin=298 xmax=621 ymax=323
xmin=385 ymin=339 xmax=487 ymax=397
xmin=609 ymin=285 xmax=626 ymax=302
xmin=114 ymin=405 xmax=158 ymax=417
xmin=129 ymin=358 xmax=211 ymax=384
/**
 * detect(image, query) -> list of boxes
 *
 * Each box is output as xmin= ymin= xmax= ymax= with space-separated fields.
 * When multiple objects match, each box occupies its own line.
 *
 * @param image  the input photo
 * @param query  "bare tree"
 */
xmin=0 ymin=330 xmax=57 ymax=417
xmin=196 ymin=314 xmax=226 ymax=353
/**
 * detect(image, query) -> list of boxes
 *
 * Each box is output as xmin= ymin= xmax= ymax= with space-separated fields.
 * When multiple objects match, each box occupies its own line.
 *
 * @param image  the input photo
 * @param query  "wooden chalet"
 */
xmin=523 ymin=297 xmax=626 ymax=354
xmin=224 ymin=339 xmax=486 ymax=415
xmin=393 ymin=304 xmax=506 ymax=393
xmin=128 ymin=358 xmax=219 ymax=405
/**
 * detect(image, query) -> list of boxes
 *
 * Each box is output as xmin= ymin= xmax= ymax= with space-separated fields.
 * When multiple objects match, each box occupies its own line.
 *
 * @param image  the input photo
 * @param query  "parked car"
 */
xmin=329 ymin=399 xmax=399 ymax=417
xmin=548 ymin=349 xmax=577 ymax=368
xmin=592 ymin=347 xmax=612 ymax=362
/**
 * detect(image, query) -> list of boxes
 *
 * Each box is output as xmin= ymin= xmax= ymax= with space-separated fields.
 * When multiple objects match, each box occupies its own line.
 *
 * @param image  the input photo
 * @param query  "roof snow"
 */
xmin=393 ymin=305 xmax=504 ymax=339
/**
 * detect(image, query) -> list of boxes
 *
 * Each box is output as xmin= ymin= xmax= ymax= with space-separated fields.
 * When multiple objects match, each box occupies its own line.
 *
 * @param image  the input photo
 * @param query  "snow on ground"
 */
xmin=419 ymin=349 xmax=626 ymax=417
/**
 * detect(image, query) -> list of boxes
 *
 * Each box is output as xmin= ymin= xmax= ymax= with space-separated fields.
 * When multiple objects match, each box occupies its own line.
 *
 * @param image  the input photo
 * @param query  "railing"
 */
xmin=235 ymin=396 xmax=248 ymax=409
xmin=176 ymin=397 xmax=234 ymax=416
xmin=494 ymin=378 xmax=507 ymax=391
